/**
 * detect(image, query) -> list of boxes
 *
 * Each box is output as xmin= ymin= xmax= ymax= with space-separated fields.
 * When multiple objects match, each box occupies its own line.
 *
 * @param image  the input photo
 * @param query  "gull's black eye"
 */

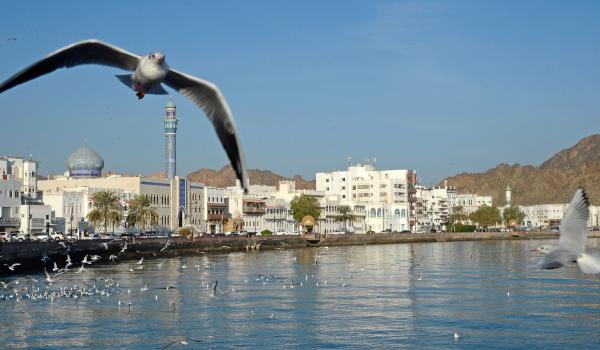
xmin=151 ymin=54 xmax=155 ymax=58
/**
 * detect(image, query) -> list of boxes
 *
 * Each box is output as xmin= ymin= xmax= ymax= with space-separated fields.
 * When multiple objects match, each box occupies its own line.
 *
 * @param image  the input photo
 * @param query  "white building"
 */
xmin=316 ymin=163 xmax=415 ymax=232
xmin=449 ymin=193 xmax=493 ymax=215
xmin=0 ymin=156 xmax=38 ymax=198
xmin=0 ymin=167 xmax=22 ymax=234
xmin=414 ymin=185 xmax=453 ymax=232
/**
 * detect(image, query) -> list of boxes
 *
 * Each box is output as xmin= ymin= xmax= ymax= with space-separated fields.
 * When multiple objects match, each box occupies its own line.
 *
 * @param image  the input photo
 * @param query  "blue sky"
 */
xmin=1 ymin=1 xmax=599 ymax=185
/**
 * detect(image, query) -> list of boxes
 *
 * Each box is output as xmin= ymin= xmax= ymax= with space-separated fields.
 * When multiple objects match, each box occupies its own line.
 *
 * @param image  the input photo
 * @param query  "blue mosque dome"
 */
xmin=67 ymin=144 xmax=104 ymax=178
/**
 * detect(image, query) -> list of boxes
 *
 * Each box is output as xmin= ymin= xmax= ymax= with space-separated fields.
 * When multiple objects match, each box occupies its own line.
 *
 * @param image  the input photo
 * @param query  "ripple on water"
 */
xmin=1 ymin=239 xmax=600 ymax=349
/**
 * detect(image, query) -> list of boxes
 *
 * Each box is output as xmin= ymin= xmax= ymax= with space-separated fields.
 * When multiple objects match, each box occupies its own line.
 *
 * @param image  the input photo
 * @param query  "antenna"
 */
xmin=347 ymin=156 xmax=352 ymax=167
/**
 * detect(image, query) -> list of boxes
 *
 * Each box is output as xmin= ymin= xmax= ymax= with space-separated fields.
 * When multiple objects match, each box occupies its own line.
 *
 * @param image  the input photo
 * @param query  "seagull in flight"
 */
xmin=4 ymin=263 xmax=20 ymax=271
xmin=534 ymin=188 xmax=600 ymax=274
xmin=0 ymin=39 xmax=249 ymax=191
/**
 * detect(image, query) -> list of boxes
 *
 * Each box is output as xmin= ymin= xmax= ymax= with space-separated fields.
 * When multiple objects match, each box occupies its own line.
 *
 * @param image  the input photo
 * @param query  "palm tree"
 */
xmin=125 ymin=195 xmax=158 ymax=233
xmin=333 ymin=205 xmax=356 ymax=233
xmin=87 ymin=191 xmax=123 ymax=235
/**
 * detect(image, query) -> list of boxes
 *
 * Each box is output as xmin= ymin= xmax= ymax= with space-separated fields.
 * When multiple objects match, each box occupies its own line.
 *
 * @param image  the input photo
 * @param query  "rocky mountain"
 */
xmin=186 ymin=165 xmax=315 ymax=189
xmin=440 ymin=134 xmax=600 ymax=205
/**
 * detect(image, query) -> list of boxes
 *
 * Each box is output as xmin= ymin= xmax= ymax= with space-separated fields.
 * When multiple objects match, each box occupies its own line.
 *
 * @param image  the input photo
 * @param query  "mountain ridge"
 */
xmin=440 ymin=134 xmax=600 ymax=205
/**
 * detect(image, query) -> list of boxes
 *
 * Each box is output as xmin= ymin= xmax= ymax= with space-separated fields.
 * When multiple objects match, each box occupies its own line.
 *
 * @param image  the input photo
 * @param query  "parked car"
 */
xmin=12 ymin=232 xmax=34 ymax=242
xmin=400 ymin=230 xmax=411 ymax=234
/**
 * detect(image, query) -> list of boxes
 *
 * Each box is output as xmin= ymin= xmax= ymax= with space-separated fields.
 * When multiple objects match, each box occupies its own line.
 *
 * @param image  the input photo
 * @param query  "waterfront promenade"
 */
xmin=2 ymin=230 xmax=594 ymax=275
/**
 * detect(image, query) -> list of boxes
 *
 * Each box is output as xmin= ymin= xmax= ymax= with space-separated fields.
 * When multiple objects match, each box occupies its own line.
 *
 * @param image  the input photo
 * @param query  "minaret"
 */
xmin=505 ymin=185 xmax=512 ymax=206
xmin=164 ymin=99 xmax=178 ymax=179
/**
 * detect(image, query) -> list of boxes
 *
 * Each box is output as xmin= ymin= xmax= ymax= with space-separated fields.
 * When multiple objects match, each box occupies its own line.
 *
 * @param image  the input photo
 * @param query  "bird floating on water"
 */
xmin=0 ymin=39 xmax=248 ymax=191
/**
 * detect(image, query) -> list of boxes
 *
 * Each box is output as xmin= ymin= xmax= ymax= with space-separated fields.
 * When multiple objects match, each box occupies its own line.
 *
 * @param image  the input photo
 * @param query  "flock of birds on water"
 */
xmin=0 ymin=188 xmax=598 ymax=348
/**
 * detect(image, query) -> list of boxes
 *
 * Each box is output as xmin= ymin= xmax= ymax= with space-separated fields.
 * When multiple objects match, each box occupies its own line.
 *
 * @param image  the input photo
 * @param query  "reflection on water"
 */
xmin=2 ymin=239 xmax=600 ymax=349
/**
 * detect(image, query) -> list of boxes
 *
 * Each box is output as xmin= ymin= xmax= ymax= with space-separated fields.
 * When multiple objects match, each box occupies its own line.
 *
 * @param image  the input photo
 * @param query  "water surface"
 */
xmin=1 ymin=238 xmax=600 ymax=349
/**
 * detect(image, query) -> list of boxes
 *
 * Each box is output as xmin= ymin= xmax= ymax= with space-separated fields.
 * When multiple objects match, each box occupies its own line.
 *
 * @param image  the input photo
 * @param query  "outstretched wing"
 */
xmin=0 ymin=39 xmax=140 ymax=94
xmin=164 ymin=69 xmax=249 ymax=192
xmin=558 ymin=188 xmax=590 ymax=253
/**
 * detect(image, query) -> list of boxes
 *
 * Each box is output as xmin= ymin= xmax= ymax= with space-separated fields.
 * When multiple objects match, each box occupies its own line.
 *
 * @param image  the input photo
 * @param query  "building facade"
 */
xmin=316 ymin=163 xmax=415 ymax=232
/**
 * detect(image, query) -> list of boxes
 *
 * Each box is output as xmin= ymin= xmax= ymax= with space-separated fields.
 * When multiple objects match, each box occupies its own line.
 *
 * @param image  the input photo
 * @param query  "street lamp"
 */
xmin=70 ymin=214 xmax=74 ymax=238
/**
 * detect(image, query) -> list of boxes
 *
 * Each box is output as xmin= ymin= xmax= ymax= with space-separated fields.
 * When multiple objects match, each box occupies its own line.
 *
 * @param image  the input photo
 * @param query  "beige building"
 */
xmin=38 ymin=145 xmax=207 ymax=234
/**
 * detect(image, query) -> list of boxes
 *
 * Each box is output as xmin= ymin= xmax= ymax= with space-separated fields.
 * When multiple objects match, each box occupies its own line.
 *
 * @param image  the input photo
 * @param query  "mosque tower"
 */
xmin=505 ymin=185 xmax=512 ymax=206
xmin=164 ymin=99 xmax=178 ymax=179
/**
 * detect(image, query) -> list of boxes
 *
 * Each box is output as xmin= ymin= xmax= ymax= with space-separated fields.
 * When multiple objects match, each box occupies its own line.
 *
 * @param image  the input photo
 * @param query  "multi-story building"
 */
xmin=449 ymin=193 xmax=493 ymax=215
xmin=415 ymin=186 xmax=452 ymax=232
xmin=0 ymin=156 xmax=38 ymax=197
xmin=0 ymin=168 xmax=22 ymax=234
xmin=201 ymin=186 xmax=227 ymax=234
xmin=316 ymin=162 xmax=415 ymax=232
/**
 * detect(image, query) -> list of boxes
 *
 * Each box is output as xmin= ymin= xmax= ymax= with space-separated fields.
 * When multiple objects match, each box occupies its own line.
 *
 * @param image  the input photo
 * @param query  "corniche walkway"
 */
xmin=1 ymin=231 xmax=598 ymax=275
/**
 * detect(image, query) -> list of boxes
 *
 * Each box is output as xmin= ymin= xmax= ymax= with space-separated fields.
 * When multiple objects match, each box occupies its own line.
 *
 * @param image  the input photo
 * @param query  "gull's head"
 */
xmin=149 ymin=52 xmax=165 ymax=65
xmin=530 ymin=244 xmax=553 ymax=254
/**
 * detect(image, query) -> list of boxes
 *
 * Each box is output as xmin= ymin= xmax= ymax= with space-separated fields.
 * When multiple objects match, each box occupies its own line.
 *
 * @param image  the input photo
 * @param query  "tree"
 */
xmin=333 ymin=205 xmax=356 ymax=232
xmin=448 ymin=206 xmax=468 ymax=225
xmin=290 ymin=194 xmax=321 ymax=222
xmin=87 ymin=191 xmax=123 ymax=234
xmin=125 ymin=195 xmax=158 ymax=233
xmin=469 ymin=205 xmax=502 ymax=229
xmin=502 ymin=205 xmax=526 ymax=227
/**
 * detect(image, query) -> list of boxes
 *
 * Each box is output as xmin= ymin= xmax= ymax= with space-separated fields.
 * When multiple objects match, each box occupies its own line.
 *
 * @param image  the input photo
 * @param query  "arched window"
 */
xmin=394 ymin=209 xmax=400 ymax=217
xmin=377 ymin=208 xmax=381 ymax=217
xmin=401 ymin=209 xmax=406 ymax=218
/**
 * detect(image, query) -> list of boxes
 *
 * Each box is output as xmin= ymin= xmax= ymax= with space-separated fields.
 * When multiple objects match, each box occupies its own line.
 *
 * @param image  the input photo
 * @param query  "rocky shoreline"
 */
xmin=1 ymin=231 xmax=598 ymax=276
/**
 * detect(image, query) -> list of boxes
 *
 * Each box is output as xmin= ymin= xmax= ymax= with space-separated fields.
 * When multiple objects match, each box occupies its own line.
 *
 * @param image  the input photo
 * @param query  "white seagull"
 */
xmin=534 ymin=188 xmax=600 ymax=274
xmin=0 ymin=39 xmax=248 ymax=191
xmin=4 ymin=263 xmax=20 ymax=271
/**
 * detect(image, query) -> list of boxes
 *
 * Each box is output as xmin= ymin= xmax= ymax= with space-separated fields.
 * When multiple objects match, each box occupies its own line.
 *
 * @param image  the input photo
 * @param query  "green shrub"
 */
xmin=453 ymin=224 xmax=476 ymax=232
xmin=260 ymin=229 xmax=273 ymax=236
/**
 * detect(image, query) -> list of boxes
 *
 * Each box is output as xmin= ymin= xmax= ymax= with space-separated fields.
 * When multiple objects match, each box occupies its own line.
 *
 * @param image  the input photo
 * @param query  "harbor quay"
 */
xmin=1 ymin=230 xmax=591 ymax=276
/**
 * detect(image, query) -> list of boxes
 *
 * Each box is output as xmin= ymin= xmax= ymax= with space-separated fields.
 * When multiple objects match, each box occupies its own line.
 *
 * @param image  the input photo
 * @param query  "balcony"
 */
xmin=243 ymin=207 xmax=266 ymax=215
xmin=207 ymin=213 xmax=225 ymax=221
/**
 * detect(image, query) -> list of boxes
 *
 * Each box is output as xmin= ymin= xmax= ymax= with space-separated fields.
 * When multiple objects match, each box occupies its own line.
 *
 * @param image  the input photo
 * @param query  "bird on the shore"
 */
xmin=4 ymin=263 xmax=20 ymax=271
xmin=534 ymin=188 xmax=600 ymax=273
xmin=109 ymin=255 xmax=118 ymax=262
xmin=120 ymin=243 xmax=128 ymax=253
xmin=0 ymin=39 xmax=249 ymax=191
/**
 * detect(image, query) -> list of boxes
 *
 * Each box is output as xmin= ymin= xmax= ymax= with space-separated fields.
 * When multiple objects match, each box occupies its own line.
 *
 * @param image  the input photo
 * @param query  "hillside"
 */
xmin=186 ymin=165 xmax=315 ymax=189
xmin=440 ymin=134 xmax=600 ymax=205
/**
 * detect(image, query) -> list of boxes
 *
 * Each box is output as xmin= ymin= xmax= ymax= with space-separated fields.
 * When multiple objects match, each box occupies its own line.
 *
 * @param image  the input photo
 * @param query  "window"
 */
xmin=401 ymin=209 xmax=406 ymax=218
xmin=325 ymin=178 xmax=329 ymax=182
xmin=342 ymin=178 xmax=345 ymax=181
xmin=341 ymin=186 xmax=345 ymax=190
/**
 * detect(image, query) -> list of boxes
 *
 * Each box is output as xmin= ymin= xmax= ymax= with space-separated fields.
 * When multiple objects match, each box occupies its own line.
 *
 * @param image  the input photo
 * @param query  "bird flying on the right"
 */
xmin=535 ymin=188 xmax=600 ymax=274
